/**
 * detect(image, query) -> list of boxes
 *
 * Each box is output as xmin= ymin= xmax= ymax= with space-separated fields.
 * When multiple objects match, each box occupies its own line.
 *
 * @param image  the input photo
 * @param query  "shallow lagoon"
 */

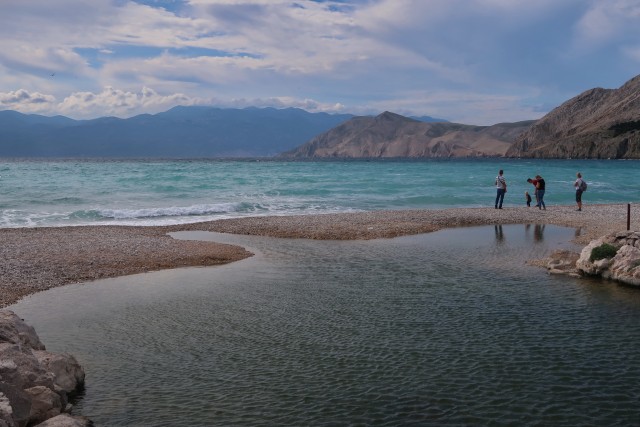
xmin=10 ymin=225 xmax=640 ymax=426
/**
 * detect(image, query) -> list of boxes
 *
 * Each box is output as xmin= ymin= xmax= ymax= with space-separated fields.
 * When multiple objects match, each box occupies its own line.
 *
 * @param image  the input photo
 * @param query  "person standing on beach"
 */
xmin=525 ymin=191 xmax=532 ymax=207
xmin=574 ymin=172 xmax=585 ymax=211
xmin=535 ymin=174 xmax=546 ymax=210
xmin=495 ymin=169 xmax=506 ymax=209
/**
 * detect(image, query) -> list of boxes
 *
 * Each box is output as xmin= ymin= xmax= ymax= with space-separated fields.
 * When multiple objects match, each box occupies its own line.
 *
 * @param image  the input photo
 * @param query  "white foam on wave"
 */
xmin=95 ymin=203 xmax=241 ymax=220
xmin=0 ymin=201 xmax=361 ymax=228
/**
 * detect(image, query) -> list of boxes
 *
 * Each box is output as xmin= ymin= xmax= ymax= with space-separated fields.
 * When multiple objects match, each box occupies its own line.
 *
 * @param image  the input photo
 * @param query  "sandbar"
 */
xmin=1 ymin=203 xmax=636 ymax=308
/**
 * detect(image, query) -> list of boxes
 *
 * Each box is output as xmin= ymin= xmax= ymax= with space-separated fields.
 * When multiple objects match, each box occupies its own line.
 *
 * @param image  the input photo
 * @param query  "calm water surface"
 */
xmin=10 ymin=225 xmax=640 ymax=426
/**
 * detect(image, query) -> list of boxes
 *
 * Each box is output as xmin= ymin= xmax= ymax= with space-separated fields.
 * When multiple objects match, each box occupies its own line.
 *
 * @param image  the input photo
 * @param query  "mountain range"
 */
xmin=1 ymin=73 xmax=639 ymax=159
xmin=506 ymin=74 xmax=640 ymax=158
xmin=0 ymin=107 xmax=352 ymax=158
xmin=280 ymin=112 xmax=534 ymax=158
xmin=0 ymin=107 xmax=445 ymax=158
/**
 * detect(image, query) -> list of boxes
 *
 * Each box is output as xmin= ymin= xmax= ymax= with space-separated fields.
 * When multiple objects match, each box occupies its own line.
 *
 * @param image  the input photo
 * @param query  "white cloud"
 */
xmin=0 ymin=89 xmax=56 ymax=114
xmin=57 ymin=86 xmax=204 ymax=118
xmin=0 ymin=46 xmax=90 ymax=77
xmin=0 ymin=86 xmax=350 ymax=119
xmin=224 ymin=96 xmax=346 ymax=113
xmin=574 ymin=0 xmax=640 ymax=48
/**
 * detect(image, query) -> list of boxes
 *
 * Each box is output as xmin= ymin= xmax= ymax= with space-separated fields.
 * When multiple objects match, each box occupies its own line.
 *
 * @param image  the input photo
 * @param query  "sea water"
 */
xmin=1 ymin=158 xmax=639 ymax=227
xmin=9 ymin=226 xmax=640 ymax=426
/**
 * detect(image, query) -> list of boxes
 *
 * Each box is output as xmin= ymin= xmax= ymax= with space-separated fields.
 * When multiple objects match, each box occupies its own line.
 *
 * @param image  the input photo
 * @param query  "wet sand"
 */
xmin=1 ymin=204 xmax=636 ymax=308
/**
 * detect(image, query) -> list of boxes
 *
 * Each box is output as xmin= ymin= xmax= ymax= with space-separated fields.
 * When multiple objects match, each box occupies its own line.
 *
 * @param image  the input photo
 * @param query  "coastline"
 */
xmin=2 ymin=203 xmax=636 ymax=308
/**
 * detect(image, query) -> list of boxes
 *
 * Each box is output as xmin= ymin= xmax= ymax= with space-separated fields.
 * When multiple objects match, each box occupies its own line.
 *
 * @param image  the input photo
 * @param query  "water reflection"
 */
xmin=520 ymin=223 xmax=547 ymax=243
xmin=495 ymin=223 xmax=547 ymax=244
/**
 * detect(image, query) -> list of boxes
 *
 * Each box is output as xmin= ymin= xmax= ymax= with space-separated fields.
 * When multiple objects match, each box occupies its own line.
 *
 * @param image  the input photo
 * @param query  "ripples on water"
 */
xmin=10 ymin=225 xmax=640 ymax=426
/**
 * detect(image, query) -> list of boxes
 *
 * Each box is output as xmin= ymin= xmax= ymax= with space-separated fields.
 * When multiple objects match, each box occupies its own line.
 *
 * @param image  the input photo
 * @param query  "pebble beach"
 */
xmin=1 ymin=203 xmax=636 ymax=308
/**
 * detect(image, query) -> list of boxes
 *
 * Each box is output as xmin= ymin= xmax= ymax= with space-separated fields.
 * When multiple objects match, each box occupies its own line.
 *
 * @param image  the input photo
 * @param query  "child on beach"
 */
xmin=525 ymin=191 xmax=532 ymax=207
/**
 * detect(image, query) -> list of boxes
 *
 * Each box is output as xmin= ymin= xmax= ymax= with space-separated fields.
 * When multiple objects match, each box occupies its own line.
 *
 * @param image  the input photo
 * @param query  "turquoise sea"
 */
xmin=5 ymin=158 xmax=640 ymax=426
xmin=1 ymin=158 xmax=639 ymax=228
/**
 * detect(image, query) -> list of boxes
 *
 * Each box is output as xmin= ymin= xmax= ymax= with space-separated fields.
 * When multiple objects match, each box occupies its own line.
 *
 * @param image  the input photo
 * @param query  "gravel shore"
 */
xmin=2 ymin=203 xmax=636 ymax=308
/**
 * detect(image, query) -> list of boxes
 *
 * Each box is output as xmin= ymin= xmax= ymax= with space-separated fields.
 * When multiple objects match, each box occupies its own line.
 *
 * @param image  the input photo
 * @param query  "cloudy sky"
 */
xmin=1 ymin=0 xmax=639 ymax=125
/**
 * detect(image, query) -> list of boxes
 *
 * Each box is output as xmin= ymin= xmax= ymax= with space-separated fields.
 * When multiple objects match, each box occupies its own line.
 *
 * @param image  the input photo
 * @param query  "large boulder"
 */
xmin=34 ymin=352 xmax=84 ymax=395
xmin=24 ymin=387 xmax=62 ymax=425
xmin=0 ymin=343 xmax=54 ymax=391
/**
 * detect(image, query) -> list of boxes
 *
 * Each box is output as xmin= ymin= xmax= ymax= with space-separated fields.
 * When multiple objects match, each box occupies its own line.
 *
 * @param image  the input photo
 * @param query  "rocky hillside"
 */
xmin=280 ymin=111 xmax=534 ymax=158
xmin=506 ymin=74 xmax=640 ymax=158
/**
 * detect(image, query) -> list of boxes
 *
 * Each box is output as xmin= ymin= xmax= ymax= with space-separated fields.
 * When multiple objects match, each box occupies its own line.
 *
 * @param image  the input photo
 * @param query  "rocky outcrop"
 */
xmin=0 ymin=310 xmax=88 ymax=427
xmin=576 ymin=231 xmax=640 ymax=285
xmin=539 ymin=250 xmax=581 ymax=276
xmin=280 ymin=111 xmax=534 ymax=158
xmin=506 ymin=74 xmax=640 ymax=159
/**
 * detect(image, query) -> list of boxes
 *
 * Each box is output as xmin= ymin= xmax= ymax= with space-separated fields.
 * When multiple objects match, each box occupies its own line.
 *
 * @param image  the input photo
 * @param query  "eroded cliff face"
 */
xmin=280 ymin=111 xmax=534 ymax=158
xmin=506 ymin=74 xmax=640 ymax=159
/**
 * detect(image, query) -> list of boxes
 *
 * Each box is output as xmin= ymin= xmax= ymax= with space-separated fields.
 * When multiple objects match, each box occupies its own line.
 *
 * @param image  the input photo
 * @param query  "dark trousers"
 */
xmin=495 ymin=188 xmax=505 ymax=208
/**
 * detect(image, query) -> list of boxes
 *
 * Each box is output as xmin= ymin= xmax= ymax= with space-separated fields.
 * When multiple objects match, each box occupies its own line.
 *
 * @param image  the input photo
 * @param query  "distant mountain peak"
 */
xmin=280 ymin=111 xmax=532 ymax=159
xmin=374 ymin=111 xmax=419 ymax=123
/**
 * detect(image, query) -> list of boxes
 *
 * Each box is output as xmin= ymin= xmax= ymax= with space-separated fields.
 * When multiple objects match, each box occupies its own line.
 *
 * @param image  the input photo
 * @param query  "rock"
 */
xmin=0 ymin=312 xmax=45 ymax=351
xmin=0 ymin=311 xmax=88 ymax=426
xmin=24 ymin=386 xmax=61 ymax=425
xmin=607 ymin=245 xmax=640 ymax=286
xmin=576 ymin=231 xmax=640 ymax=286
xmin=544 ymin=250 xmax=580 ymax=274
xmin=576 ymin=238 xmax=608 ymax=275
xmin=34 ymin=352 xmax=84 ymax=395
xmin=0 ymin=391 xmax=17 ymax=427
xmin=34 ymin=414 xmax=93 ymax=427
xmin=0 ymin=343 xmax=54 ymax=391
xmin=0 ymin=384 xmax=29 ymax=427
xmin=593 ymin=258 xmax=611 ymax=273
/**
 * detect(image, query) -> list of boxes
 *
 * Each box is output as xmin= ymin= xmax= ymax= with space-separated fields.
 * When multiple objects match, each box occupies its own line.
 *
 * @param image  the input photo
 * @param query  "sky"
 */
xmin=0 ymin=0 xmax=639 ymax=125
